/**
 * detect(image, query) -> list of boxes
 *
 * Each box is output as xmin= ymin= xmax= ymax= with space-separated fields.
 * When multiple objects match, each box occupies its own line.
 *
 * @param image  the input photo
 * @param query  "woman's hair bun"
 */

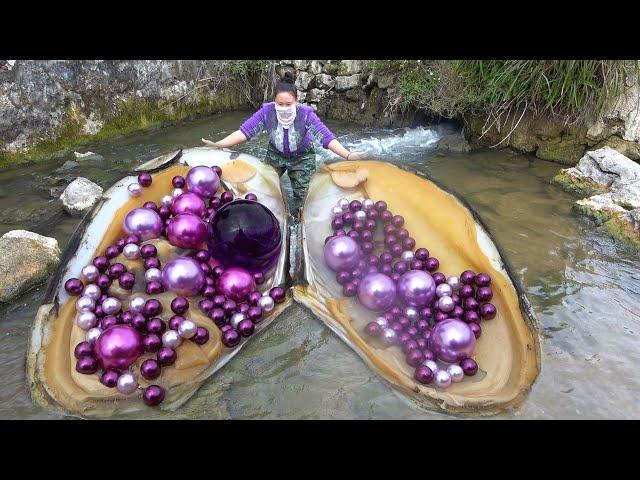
xmin=281 ymin=71 xmax=295 ymax=84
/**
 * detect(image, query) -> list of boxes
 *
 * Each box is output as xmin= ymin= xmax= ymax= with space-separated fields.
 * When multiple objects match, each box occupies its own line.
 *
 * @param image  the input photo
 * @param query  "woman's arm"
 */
xmin=327 ymin=139 xmax=363 ymax=160
xmin=212 ymin=130 xmax=248 ymax=148
xmin=307 ymin=110 xmax=363 ymax=160
xmin=203 ymin=105 xmax=267 ymax=148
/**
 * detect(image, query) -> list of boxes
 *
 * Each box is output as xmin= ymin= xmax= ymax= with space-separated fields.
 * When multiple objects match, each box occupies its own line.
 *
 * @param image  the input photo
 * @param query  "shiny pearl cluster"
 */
xmin=64 ymin=165 xmax=286 ymax=407
xmin=323 ymin=197 xmax=497 ymax=389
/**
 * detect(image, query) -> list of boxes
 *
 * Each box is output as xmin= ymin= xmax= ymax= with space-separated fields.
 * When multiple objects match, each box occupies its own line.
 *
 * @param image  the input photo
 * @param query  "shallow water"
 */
xmin=1 ymin=111 xmax=639 ymax=419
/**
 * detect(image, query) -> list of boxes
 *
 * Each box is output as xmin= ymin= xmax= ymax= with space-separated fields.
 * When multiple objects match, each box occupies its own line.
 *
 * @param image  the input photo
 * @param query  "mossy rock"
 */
xmin=536 ymin=136 xmax=586 ymax=164
xmin=550 ymin=171 xmax=609 ymax=197
xmin=602 ymin=215 xmax=640 ymax=252
xmin=571 ymin=202 xmax=614 ymax=225
xmin=593 ymin=135 xmax=640 ymax=161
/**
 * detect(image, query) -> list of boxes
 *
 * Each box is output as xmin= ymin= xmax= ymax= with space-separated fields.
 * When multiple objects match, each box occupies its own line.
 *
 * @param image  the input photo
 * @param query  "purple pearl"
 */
xmin=145 ymin=280 xmax=164 ymax=295
xmin=342 ymin=212 xmax=354 ymax=225
xmin=269 ymin=287 xmax=286 ymax=303
xmin=74 ymin=341 xmax=94 ymax=359
xmin=349 ymin=200 xmax=362 ymax=212
xmin=391 ymin=322 xmax=403 ymax=333
xmin=248 ymin=291 xmax=262 ymax=305
xmin=464 ymin=297 xmax=479 ymax=311
xmin=463 ymin=310 xmax=480 ymax=324
xmin=416 ymin=319 xmax=430 ymax=332
xmin=423 ymin=349 xmax=436 ymax=361
xmin=459 ymin=284 xmax=475 ymax=298
xmin=220 ymin=325 xmax=232 ymax=334
xmin=143 ymin=385 xmax=165 ymax=406
xmin=432 ymin=272 xmax=446 ymax=285
xmin=460 ymin=358 xmax=478 ymax=376
xmin=105 ymin=245 xmax=120 ymax=259
xmin=140 ymin=359 xmax=161 ymax=380
xmin=222 ymin=329 xmax=241 ymax=347
xmin=157 ymin=347 xmax=177 ymax=366
xmin=137 ymin=172 xmax=152 ymax=187
xmin=121 ymin=311 xmax=133 ymax=324
xmin=398 ymin=332 xmax=412 ymax=344
xmin=397 ymin=270 xmax=436 ymax=307
xmin=144 ymin=336 xmax=162 ymax=355
xmin=158 ymin=205 xmax=171 ymax=219
xmin=123 ymin=208 xmax=163 ymax=241
xmin=201 ymin=286 xmax=215 ymax=298
xmin=343 ymin=282 xmax=357 ymax=297
xmin=402 ymin=237 xmax=416 ymax=250
xmin=414 ymin=365 xmax=434 ymax=384
xmin=253 ymin=272 xmax=265 ymax=285
xmin=357 ymin=273 xmax=397 ymax=312
xmin=391 ymin=272 xmax=401 ymax=282
xmin=131 ymin=313 xmax=147 ymax=331
xmin=390 ymin=306 xmax=402 ymax=318
xmin=144 ymin=299 xmax=163 ymax=317
xmin=222 ymin=300 xmax=236 ymax=315
xmin=435 ymin=311 xmax=449 ymax=322
xmin=220 ymin=191 xmax=234 ymax=203
xmin=423 ymin=330 xmax=432 ymax=342
xmin=398 ymin=317 xmax=410 ymax=329
xmin=475 ymin=273 xmax=492 ymax=287
xmin=144 ymin=258 xmax=161 ymax=270
xmin=172 ymin=192 xmax=207 ymax=218
xmin=140 ymin=244 xmax=157 ymax=259
xmin=406 ymin=349 xmax=424 ymax=367
xmin=119 ymin=272 xmax=136 ymax=290
xmin=410 ymin=260 xmax=423 ymax=270
xmin=414 ymin=248 xmax=429 ymax=261
xmin=407 ymin=326 xmax=419 ymax=338
xmin=460 ymin=270 xmax=476 ymax=285
xmin=391 ymin=244 xmax=403 ymax=257
xmin=125 ymin=234 xmax=140 ymax=245
xmin=199 ymin=299 xmax=214 ymax=312
xmin=375 ymin=200 xmax=387 ymax=211
xmin=93 ymin=256 xmax=109 ymax=272
xmin=479 ymin=303 xmax=497 ymax=320
xmin=365 ymin=322 xmax=383 ymax=337
xmin=101 ymin=315 xmax=119 ymax=330
xmin=469 ymin=322 xmax=482 ymax=338
xmin=424 ymin=257 xmax=439 ymax=272
xmin=381 ymin=210 xmax=393 ymax=223
xmin=166 ymin=214 xmax=208 ymax=250
xmin=208 ymin=308 xmax=226 ymax=326
xmin=212 ymin=295 xmax=226 ymax=307
xmin=336 ymin=271 xmax=352 ymax=285
xmin=238 ymin=304 xmax=250 ymax=315
xmin=380 ymin=252 xmax=393 ymax=264
xmin=431 ymin=319 xmax=476 ymax=363
xmin=347 ymin=230 xmax=360 ymax=241
xmin=172 ymin=175 xmax=186 ymax=188
xmin=186 ymin=166 xmax=220 ymax=198
xmin=108 ymin=263 xmax=126 ymax=279
xmin=100 ymin=370 xmax=119 ymax=388
xmin=402 ymin=339 xmax=419 ymax=354
xmin=217 ymin=267 xmax=256 ymax=302
xmin=420 ymin=307 xmax=433 ymax=319
xmin=209 ymin=197 xmax=222 ymax=209
xmin=452 ymin=305 xmax=464 ymax=318
xmin=237 ymin=319 xmax=255 ymax=337
xmin=391 ymin=215 xmax=404 ymax=227
xmin=162 ymin=256 xmax=205 ymax=297
xmin=170 ymin=296 xmax=189 ymax=314
xmin=476 ymin=287 xmax=493 ymax=302
xmin=393 ymin=261 xmax=408 ymax=274
xmin=146 ymin=318 xmax=166 ymax=334
xmin=212 ymin=266 xmax=225 ymax=278
xmin=169 ymin=315 xmax=184 ymax=331
xmin=244 ymin=193 xmax=258 ymax=201
xmin=193 ymin=327 xmax=210 ymax=345
xmin=248 ymin=306 xmax=263 ymax=322
xmin=65 ymin=278 xmax=84 ymax=296
xmin=143 ymin=201 xmax=158 ymax=211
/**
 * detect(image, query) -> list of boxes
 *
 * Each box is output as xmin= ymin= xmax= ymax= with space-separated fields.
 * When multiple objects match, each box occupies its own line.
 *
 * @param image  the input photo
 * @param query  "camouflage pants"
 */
xmin=264 ymin=142 xmax=317 ymax=218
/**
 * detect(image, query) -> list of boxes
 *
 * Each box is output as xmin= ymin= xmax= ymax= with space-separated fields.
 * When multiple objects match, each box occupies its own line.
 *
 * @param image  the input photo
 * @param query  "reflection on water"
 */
xmin=1 ymin=111 xmax=639 ymax=419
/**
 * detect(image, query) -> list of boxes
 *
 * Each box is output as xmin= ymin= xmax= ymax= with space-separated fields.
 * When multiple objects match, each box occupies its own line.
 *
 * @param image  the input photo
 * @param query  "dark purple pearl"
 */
xmin=93 ymin=256 xmax=110 ymax=272
xmin=124 ymin=234 xmax=140 ymax=245
xmin=364 ymin=219 xmax=377 ymax=230
xmin=238 ymin=304 xmax=250 ymax=315
xmin=469 ymin=322 xmax=482 ymax=338
xmin=398 ymin=317 xmax=410 ymax=329
xmin=367 ymin=209 xmax=379 ymax=221
xmin=375 ymin=200 xmax=387 ymax=212
xmin=414 ymin=248 xmax=429 ymax=261
xmin=459 ymin=284 xmax=474 ymax=299
xmin=393 ymin=261 xmax=408 ymax=274
xmin=406 ymin=349 xmax=424 ymax=367
xmin=98 ymin=294 xmax=108 ymax=304
xmin=423 ymin=330 xmax=432 ymax=342
xmin=212 ymin=165 xmax=223 ymax=177
xmin=222 ymin=329 xmax=241 ymax=347
xmin=244 ymin=193 xmax=258 ymax=201
xmin=220 ymin=191 xmax=234 ymax=203
xmin=202 ymin=286 xmax=216 ymax=299
xmin=143 ymin=385 xmax=165 ymax=406
xmin=143 ymin=201 xmax=158 ymax=211
xmin=351 ymin=268 xmax=363 ymax=279
xmin=157 ymin=347 xmax=177 ymax=366
xmin=100 ymin=370 xmax=119 ymax=388
xmin=475 ymin=273 xmax=492 ymax=287
xmin=342 ymin=212 xmax=354 ymax=225
xmin=192 ymin=327 xmax=210 ymax=345
xmin=336 ymin=271 xmax=351 ymax=285
xmin=452 ymin=306 xmax=464 ymax=318
xmin=420 ymin=307 xmax=433 ymax=319
xmin=391 ymin=272 xmax=401 ymax=283
xmin=381 ymin=210 xmax=393 ymax=223
xmin=331 ymin=217 xmax=345 ymax=230
xmin=368 ymin=255 xmax=380 ymax=266
xmin=94 ymin=305 xmax=105 ymax=318
xmin=74 ymin=341 xmax=94 ymax=359
xmin=414 ymin=365 xmax=434 ymax=384
xmin=108 ymin=263 xmax=126 ymax=279
xmin=137 ymin=172 xmax=153 ymax=187
xmin=463 ymin=310 xmax=480 ymax=324
xmin=390 ymin=305 xmax=402 ymax=318
xmin=205 ymin=277 xmax=215 ymax=287
xmin=220 ymin=325 xmax=232 ymax=334
xmin=342 ymin=282 xmax=357 ymax=297
xmin=353 ymin=220 xmax=366 ymax=232
xmin=347 ymin=230 xmax=360 ymax=241
xmin=208 ymin=308 xmax=226 ymax=326
xmin=398 ymin=332 xmax=412 ymax=344
xmin=396 ymin=228 xmax=408 ymax=239
xmin=464 ymin=297 xmax=479 ymax=311
xmin=144 ymin=299 xmax=162 ymax=317
xmin=105 ymin=245 xmax=120 ymax=259
xmin=248 ymin=306 xmax=263 ymax=322
xmin=410 ymin=260 xmax=423 ymax=270
xmin=416 ymin=338 xmax=428 ymax=350
xmin=383 ymin=225 xmax=396 ymax=236
xmin=158 ymin=205 xmax=172 ymax=219
xmin=169 ymin=315 xmax=184 ymax=331
xmin=144 ymin=258 xmax=161 ymax=270
xmin=383 ymin=312 xmax=394 ymax=323
xmin=366 ymin=265 xmax=378 ymax=274
xmin=237 ymin=319 xmax=255 ymax=337
xmin=192 ymin=250 xmax=210 ymax=264
xmin=172 ymin=175 xmax=186 ymax=188
xmin=223 ymin=300 xmax=237 ymax=315
xmin=212 ymin=266 xmax=225 ymax=278
xmin=212 ymin=295 xmax=226 ymax=307
xmin=140 ymin=359 xmax=161 ymax=380
xmin=379 ymin=264 xmax=392 ymax=275
xmin=460 ymin=270 xmax=476 ymax=285
xmin=402 ymin=237 xmax=416 ymax=250
xmin=200 ymin=263 xmax=212 ymax=275
xmin=402 ymin=339 xmax=419 ymax=354
xmin=269 ymin=287 xmax=286 ymax=303
xmin=199 ymin=299 xmax=214 ymax=312
xmin=119 ymin=272 xmax=136 ymax=290
xmin=146 ymin=281 xmax=164 ymax=295
xmin=121 ymin=311 xmax=133 ymax=324
xmin=115 ymin=238 xmax=127 ymax=251
xmin=349 ymin=200 xmax=362 ymax=212
xmin=476 ymin=286 xmax=493 ymax=302
xmin=140 ymin=244 xmax=157 ymax=259
xmin=389 ymin=322 xmax=402 ymax=333
xmin=146 ymin=318 xmax=166 ymax=335
xmin=423 ymin=349 xmax=436 ymax=361
xmin=435 ymin=311 xmax=449 ymax=322
xmin=76 ymin=356 xmax=98 ymax=374
xmin=101 ymin=315 xmax=119 ymax=330
xmin=142 ymin=333 xmax=162 ymax=353
xmin=334 ymin=229 xmax=347 ymax=237
xmin=169 ymin=296 xmax=189 ymax=314
xmin=131 ymin=313 xmax=147 ymax=331
xmin=380 ymin=252 xmax=393 ymax=264
xmin=424 ymin=258 xmax=439 ymax=272
xmin=407 ymin=326 xmax=419 ymax=338
xmin=248 ymin=292 xmax=262 ymax=306
xmin=416 ymin=319 xmax=430 ymax=332
xmin=479 ymin=303 xmax=497 ymax=320
xmin=391 ymin=215 xmax=404 ymax=228
xmin=391 ymin=244 xmax=403 ymax=257
xmin=460 ymin=358 xmax=478 ymax=376
xmin=65 ymin=278 xmax=84 ymax=296
xmin=384 ymin=235 xmax=397 ymax=247
xmin=253 ymin=272 xmax=265 ymax=285
xmin=365 ymin=322 xmax=382 ymax=337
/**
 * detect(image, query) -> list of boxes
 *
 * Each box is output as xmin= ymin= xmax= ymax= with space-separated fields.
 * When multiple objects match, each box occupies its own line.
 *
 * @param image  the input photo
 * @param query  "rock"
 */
xmin=334 ymin=75 xmax=361 ymax=92
xmin=59 ymin=177 xmax=103 ymax=216
xmin=55 ymin=160 xmax=79 ymax=172
xmin=309 ymin=61 xmax=322 ymax=75
xmin=536 ymin=135 xmax=586 ymax=164
xmin=593 ymin=135 xmax=640 ymax=161
xmin=295 ymin=71 xmax=314 ymax=91
xmin=293 ymin=60 xmax=308 ymax=70
xmin=322 ymin=62 xmax=340 ymax=76
xmin=587 ymin=78 xmax=640 ymax=144
xmin=297 ymin=91 xmax=307 ymax=103
xmin=73 ymin=151 xmax=104 ymax=161
xmin=437 ymin=133 xmax=471 ymax=153
xmin=306 ymin=89 xmax=326 ymax=103
xmin=375 ymin=72 xmax=397 ymax=90
xmin=316 ymin=74 xmax=335 ymax=90
xmin=338 ymin=60 xmax=363 ymax=75
xmin=560 ymin=146 xmax=640 ymax=190
xmin=0 ymin=230 xmax=61 ymax=303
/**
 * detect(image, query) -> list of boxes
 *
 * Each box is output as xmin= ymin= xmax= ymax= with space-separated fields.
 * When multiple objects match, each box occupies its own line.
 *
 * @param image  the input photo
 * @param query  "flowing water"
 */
xmin=1 ymin=111 xmax=639 ymax=419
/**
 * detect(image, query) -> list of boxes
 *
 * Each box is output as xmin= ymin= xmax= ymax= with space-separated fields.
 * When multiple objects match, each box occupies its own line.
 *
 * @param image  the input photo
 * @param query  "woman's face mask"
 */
xmin=275 ymin=102 xmax=297 ymax=128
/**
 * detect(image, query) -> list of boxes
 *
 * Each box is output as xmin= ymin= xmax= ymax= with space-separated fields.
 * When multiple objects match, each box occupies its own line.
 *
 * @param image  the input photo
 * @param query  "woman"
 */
xmin=204 ymin=72 xmax=362 ymax=216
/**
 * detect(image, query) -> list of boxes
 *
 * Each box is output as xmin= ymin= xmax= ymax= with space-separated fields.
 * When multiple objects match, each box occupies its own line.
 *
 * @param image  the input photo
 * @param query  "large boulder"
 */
xmin=0 ymin=230 xmax=61 ymax=303
xmin=294 ymin=71 xmax=314 ymax=91
xmin=60 ymin=177 xmax=103 ymax=216
xmin=437 ymin=133 xmax=471 ymax=153
xmin=334 ymin=75 xmax=361 ymax=92
xmin=316 ymin=74 xmax=335 ymax=90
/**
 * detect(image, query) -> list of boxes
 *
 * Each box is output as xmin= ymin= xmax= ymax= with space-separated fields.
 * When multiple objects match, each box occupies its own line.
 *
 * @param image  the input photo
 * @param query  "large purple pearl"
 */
xmin=397 ymin=270 xmax=436 ymax=307
xmin=216 ymin=267 xmax=256 ymax=302
xmin=166 ymin=214 xmax=208 ymax=249
xmin=323 ymin=236 xmax=361 ymax=272
xmin=94 ymin=325 xmax=144 ymax=371
xmin=208 ymin=199 xmax=282 ymax=273
xmin=123 ymin=208 xmax=163 ymax=241
xmin=186 ymin=166 xmax=220 ymax=198
xmin=431 ymin=319 xmax=476 ymax=363
xmin=162 ymin=256 xmax=205 ymax=297
xmin=357 ymin=273 xmax=396 ymax=312
xmin=171 ymin=192 xmax=207 ymax=218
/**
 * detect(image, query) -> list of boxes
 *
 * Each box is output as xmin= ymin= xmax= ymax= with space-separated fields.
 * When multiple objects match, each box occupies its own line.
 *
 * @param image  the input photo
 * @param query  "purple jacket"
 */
xmin=239 ymin=102 xmax=336 ymax=158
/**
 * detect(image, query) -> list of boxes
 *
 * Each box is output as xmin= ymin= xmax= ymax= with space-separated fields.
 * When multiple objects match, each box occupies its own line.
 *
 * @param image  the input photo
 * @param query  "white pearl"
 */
xmin=447 ymin=275 xmax=461 ymax=292
xmin=230 ymin=313 xmax=245 ymax=329
xmin=75 ymin=296 xmax=95 ymax=313
xmin=123 ymin=243 xmax=141 ymax=260
xmin=354 ymin=210 xmax=366 ymax=221
xmin=82 ymin=284 xmax=101 ymax=301
xmin=436 ymin=283 xmax=453 ymax=298
xmin=374 ymin=316 xmax=388 ymax=328
xmin=404 ymin=307 xmax=419 ymax=321
xmin=401 ymin=250 xmax=415 ymax=262
xmin=434 ymin=370 xmax=452 ymax=389
xmin=162 ymin=330 xmax=182 ymax=348
xmin=447 ymin=364 xmax=465 ymax=383
xmin=76 ymin=311 xmax=97 ymax=330
xmin=116 ymin=372 xmax=138 ymax=395
xmin=101 ymin=297 xmax=122 ymax=315
xmin=363 ymin=199 xmax=375 ymax=210
xmin=145 ymin=268 xmax=162 ymax=283
xmin=423 ymin=360 xmax=439 ymax=373
xmin=331 ymin=206 xmax=343 ymax=218
xmin=172 ymin=188 xmax=184 ymax=198
xmin=161 ymin=195 xmax=173 ymax=206
xmin=382 ymin=328 xmax=397 ymax=346
xmin=128 ymin=183 xmax=142 ymax=197
xmin=86 ymin=327 xmax=102 ymax=344
xmin=257 ymin=296 xmax=274 ymax=312
xmin=437 ymin=296 xmax=455 ymax=313
xmin=81 ymin=265 xmax=99 ymax=283
xmin=129 ymin=295 xmax=146 ymax=313
xmin=338 ymin=198 xmax=350 ymax=211
xmin=178 ymin=319 xmax=197 ymax=339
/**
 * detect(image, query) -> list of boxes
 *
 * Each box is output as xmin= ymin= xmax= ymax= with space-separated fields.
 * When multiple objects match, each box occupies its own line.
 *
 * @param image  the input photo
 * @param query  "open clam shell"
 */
xmin=294 ymin=160 xmax=541 ymax=415
xmin=26 ymin=147 xmax=291 ymax=418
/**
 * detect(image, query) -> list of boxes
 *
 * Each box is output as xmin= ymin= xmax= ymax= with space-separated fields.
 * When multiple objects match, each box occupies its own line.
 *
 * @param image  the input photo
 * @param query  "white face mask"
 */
xmin=275 ymin=103 xmax=297 ymax=128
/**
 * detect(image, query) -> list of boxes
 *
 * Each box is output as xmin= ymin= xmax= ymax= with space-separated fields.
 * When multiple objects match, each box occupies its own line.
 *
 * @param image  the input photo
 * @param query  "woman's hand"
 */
xmin=346 ymin=152 xmax=363 ymax=160
xmin=201 ymin=138 xmax=220 ymax=147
